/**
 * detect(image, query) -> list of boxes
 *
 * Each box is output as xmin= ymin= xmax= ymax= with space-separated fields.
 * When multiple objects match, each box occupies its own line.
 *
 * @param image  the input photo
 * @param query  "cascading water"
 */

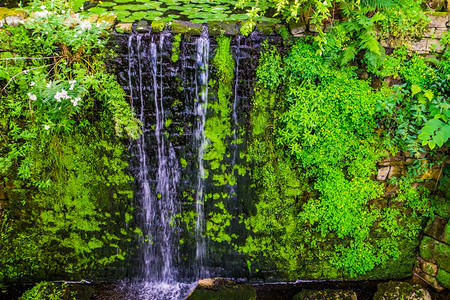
xmin=128 ymin=32 xmax=192 ymax=299
xmin=194 ymin=28 xmax=210 ymax=280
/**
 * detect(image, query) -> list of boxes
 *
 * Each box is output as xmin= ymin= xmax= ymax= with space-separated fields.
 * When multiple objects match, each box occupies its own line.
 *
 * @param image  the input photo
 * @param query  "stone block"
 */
xmin=187 ymin=278 xmax=256 ymax=300
xmin=423 ymin=273 xmax=445 ymax=291
xmin=433 ymin=28 xmax=447 ymax=39
xmin=374 ymin=281 xmax=431 ymax=300
xmin=136 ymin=20 xmax=148 ymax=33
xmin=420 ymin=168 xmax=442 ymax=180
xmin=377 ymin=166 xmax=390 ymax=180
xmin=420 ymin=236 xmax=450 ymax=273
xmin=151 ymin=20 xmax=166 ymax=33
xmin=207 ymin=21 xmax=238 ymax=36
xmin=115 ymin=23 xmax=132 ymax=34
xmin=428 ymin=13 xmax=448 ymax=28
xmin=427 ymin=38 xmax=444 ymax=53
xmin=436 ymin=268 xmax=450 ymax=289
xmin=171 ymin=20 xmax=202 ymax=35
xmin=425 ymin=216 xmax=448 ymax=244
xmin=417 ymin=257 xmax=438 ymax=276
xmin=86 ymin=14 xmax=99 ymax=23
xmin=97 ymin=14 xmax=117 ymax=31
xmin=388 ymin=165 xmax=404 ymax=179
xmin=385 ymin=183 xmax=399 ymax=194
xmin=289 ymin=20 xmax=306 ymax=36
xmin=257 ymin=21 xmax=275 ymax=35
xmin=411 ymin=39 xmax=429 ymax=54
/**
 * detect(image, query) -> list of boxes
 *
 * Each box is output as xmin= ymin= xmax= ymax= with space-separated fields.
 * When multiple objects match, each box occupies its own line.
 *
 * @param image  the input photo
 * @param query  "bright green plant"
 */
xmin=0 ymin=0 xmax=140 ymax=281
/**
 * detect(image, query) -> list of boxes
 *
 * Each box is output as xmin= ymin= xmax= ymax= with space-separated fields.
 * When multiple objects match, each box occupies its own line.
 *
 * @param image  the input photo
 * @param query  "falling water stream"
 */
xmin=125 ymin=28 xmax=213 ymax=299
xmin=194 ymin=28 xmax=210 ymax=280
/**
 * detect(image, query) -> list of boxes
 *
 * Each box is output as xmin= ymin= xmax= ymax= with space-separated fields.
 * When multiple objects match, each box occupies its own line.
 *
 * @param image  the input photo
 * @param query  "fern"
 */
xmin=341 ymin=45 xmax=358 ymax=66
xmin=361 ymin=0 xmax=397 ymax=9
xmin=359 ymin=32 xmax=381 ymax=55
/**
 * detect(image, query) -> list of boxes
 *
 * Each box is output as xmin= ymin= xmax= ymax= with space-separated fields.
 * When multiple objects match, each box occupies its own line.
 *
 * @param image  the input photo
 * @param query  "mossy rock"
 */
xmin=207 ymin=21 xmax=238 ymax=36
xmin=136 ymin=20 xmax=149 ymax=32
xmin=186 ymin=278 xmax=256 ymax=300
xmin=171 ymin=20 xmax=202 ymax=35
xmin=293 ymin=289 xmax=357 ymax=300
xmin=424 ymin=216 xmax=448 ymax=244
xmin=257 ymin=21 xmax=275 ymax=35
xmin=115 ymin=23 xmax=133 ymax=34
xmin=373 ymin=281 xmax=431 ymax=300
xmin=436 ymin=268 xmax=450 ymax=289
xmin=151 ymin=20 xmax=166 ymax=32
xmin=420 ymin=236 xmax=450 ymax=272
xmin=0 ymin=8 xmax=28 ymax=27
xmin=97 ymin=13 xmax=117 ymax=30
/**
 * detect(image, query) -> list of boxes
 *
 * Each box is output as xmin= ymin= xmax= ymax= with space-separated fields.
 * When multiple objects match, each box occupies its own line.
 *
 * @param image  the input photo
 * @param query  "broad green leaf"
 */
xmin=418 ymin=132 xmax=431 ymax=141
xmin=424 ymin=90 xmax=434 ymax=101
xmin=429 ymin=139 xmax=436 ymax=149
xmin=433 ymin=131 xmax=445 ymax=147
xmin=441 ymin=124 xmax=450 ymax=139
xmin=421 ymin=126 xmax=436 ymax=134
xmin=425 ymin=118 xmax=444 ymax=129
xmin=411 ymin=84 xmax=421 ymax=96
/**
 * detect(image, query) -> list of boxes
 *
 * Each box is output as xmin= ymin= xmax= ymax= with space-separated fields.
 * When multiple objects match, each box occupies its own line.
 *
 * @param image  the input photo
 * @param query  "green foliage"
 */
xmin=0 ymin=0 xmax=140 ymax=282
xmin=241 ymin=39 xmax=432 ymax=278
xmin=20 ymin=282 xmax=76 ymax=300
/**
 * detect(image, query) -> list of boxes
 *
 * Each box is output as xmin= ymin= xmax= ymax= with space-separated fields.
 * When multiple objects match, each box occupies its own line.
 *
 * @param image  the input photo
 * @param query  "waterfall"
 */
xmin=230 ymin=34 xmax=241 ymax=195
xmin=128 ymin=32 xmax=193 ymax=299
xmin=194 ymin=27 xmax=210 ymax=280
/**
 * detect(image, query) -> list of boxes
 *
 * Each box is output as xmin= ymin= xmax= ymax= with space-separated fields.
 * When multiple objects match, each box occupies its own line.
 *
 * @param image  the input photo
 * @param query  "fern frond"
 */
xmin=359 ymin=32 xmax=380 ymax=55
xmin=340 ymin=45 xmax=358 ymax=66
xmin=361 ymin=0 xmax=396 ymax=9
xmin=364 ymin=44 xmax=385 ymax=68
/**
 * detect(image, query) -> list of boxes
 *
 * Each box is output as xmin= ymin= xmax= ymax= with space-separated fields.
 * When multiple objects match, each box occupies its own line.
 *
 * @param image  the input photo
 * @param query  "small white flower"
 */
xmin=44 ymin=125 xmax=50 ymax=130
xmin=35 ymin=10 xmax=49 ymax=18
xmin=96 ymin=23 xmax=100 ymax=28
xmin=80 ymin=21 xmax=92 ymax=30
xmin=71 ymin=97 xmax=81 ymax=106
xmin=40 ymin=5 xmax=46 ymax=10
xmin=30 ymin=81 xmax=35 ymax=86
xmin=78 ymin=30 xmax=82 ymax=34
xmin=61 ymin=10 xmax=66 ymax=14
xmin=74 ymin=34 xmax=77 ymax=38
xmin=46 ymin=83 xmax=51 ymax=88
xmin=69 ymin=80 xmax=76 ymax=91
xmin=27 ymin=92 xmax=37 ymax=101
xmin=73 ymin=13 xmax=80 ymax=19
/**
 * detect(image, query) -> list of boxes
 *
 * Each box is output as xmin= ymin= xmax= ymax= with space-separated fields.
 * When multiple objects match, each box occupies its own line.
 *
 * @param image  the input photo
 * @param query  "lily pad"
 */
xmin=88 ymin=7 xmax=108 ymax=14
xmin=112 ymin=10 xmax=131 ymax=19
xmin=98 ymin=2 xmax=116 ymax=7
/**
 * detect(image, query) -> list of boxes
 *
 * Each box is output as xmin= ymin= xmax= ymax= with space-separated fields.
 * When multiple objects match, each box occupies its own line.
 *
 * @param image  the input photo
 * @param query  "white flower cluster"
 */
xmin=54 ymin=89 xmax=69 ymax=102
xmin=27 ymin=92 xmax=37 ymax=101
xmin=69 ymin=80 xmax=76 ymax=90
xmin=35 ymin=5 xmax=50 ymax=18
xmin=80 ymin=21 xmax=92 ymax=31
xmin=70 ymin=97 xmax=81 ymax=106
xmin=44 ymin=125 xmax=50 ymax=130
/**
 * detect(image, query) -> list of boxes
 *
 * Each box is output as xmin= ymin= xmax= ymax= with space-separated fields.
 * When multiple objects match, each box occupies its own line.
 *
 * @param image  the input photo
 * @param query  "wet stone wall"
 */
xmin=108 ymin=29 xmax=284 ymax=282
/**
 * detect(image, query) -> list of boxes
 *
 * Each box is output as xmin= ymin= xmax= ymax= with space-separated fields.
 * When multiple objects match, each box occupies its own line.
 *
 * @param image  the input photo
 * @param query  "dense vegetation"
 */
xmin=0 ymin=0 xmax=141 ymax=283
xmin=0 ymin=0 xmax=449 ymax=297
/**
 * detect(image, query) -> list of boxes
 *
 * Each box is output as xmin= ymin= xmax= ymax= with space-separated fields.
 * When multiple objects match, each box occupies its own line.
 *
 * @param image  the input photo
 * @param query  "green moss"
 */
xmin=436 ymin=268 xmax=450 ymax=289
xmin=151 ymin=20 xmax=166 ymax=32
xmin=171 ymin=34 xmax=181 ymax=63
xmin=171 ymin=20 xmax=202 ymax=35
